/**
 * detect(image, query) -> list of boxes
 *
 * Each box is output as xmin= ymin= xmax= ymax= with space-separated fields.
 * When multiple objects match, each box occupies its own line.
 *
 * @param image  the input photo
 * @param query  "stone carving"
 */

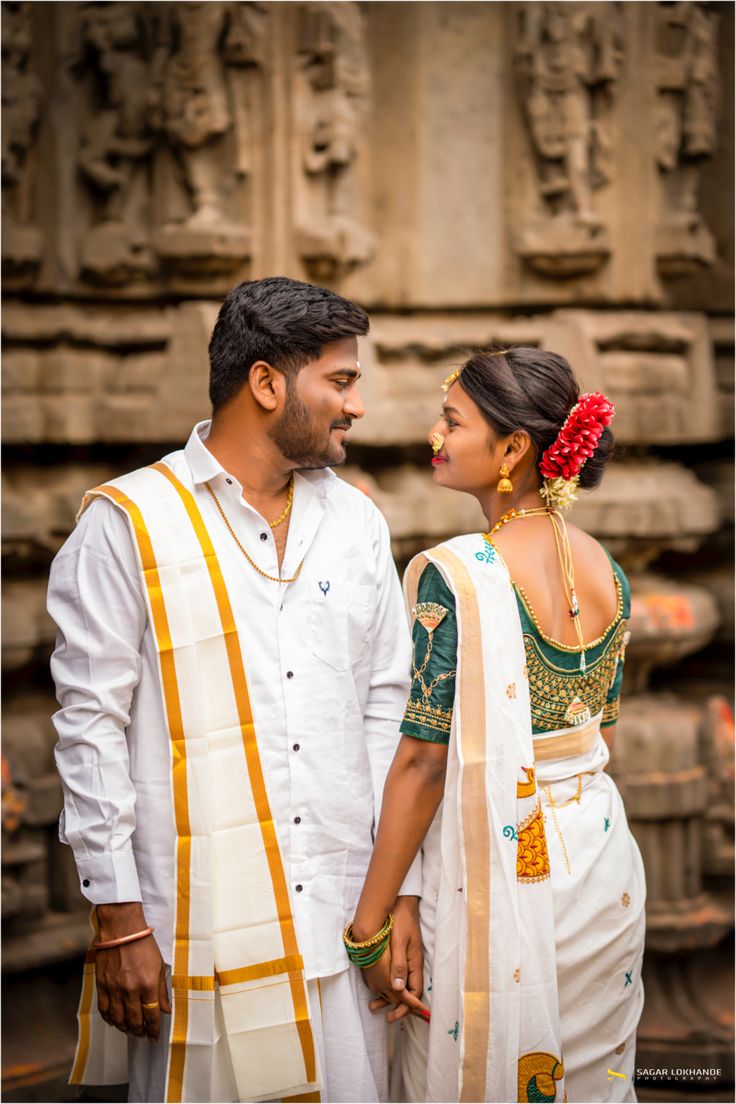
xmin=77 ymin=1 xmax=156 ymax=285
xmin=150 ymin=1 xmax=264 ymax=275
xmin=654 ymin=1 xmax=719 ymax=276
xmin=1 ymin=2 xmax=42 ymax=284
xmin=294 ymin=1 xmax=374 ymax=280
xmin=514 ymin=1 xmax=624 ymax=276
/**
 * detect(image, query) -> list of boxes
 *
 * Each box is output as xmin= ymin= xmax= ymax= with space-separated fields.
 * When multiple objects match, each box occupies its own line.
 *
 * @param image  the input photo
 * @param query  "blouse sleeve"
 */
xmin=602 ymin=563 xmax=631 ymax=729
xmin=400 ymin=562 xmax=458 ymax=745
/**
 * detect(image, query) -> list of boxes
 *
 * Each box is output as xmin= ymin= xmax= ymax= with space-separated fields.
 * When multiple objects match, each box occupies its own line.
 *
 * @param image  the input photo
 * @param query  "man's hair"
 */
xmin=208 ymin=276 xmax=370 ymax=411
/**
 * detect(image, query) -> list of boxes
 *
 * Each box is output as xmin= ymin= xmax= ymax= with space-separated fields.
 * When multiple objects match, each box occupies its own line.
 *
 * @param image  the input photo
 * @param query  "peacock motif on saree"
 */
xmin=518 ymin=1052 xmax=565 ymax=1102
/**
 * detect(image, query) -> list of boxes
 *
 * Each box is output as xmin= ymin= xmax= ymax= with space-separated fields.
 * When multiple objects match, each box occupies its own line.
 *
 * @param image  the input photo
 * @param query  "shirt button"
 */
xmin=260 ymin=532 xmax=268 ymax=541
xmin=286 ymin=671 xmax=294 ymax=679
xmin=295 ymin=884 xmax=303 ymax=893
xmin=225 ymin=477 xmax=233 ymax=485
xmin=293 ymin=743 xmax=300 ymax=752
xmin=294 ymin=816 xmax=301 ymax=824
xmin=82 ymin=879 xmax=90 ymax=887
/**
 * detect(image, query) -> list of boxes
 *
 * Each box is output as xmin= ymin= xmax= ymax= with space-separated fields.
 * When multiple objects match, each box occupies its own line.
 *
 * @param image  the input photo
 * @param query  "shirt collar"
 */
xmin=184 ymin=421 xmax=226 ymax=485
xmin=184 ymin=420 xmax=339 ymax=497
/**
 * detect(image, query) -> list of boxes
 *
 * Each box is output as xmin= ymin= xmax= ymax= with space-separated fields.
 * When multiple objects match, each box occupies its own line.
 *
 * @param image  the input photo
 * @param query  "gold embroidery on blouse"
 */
xmin=524 ymin=620 xmax=627 ymax=732
xmin=402 ymin=697 xmax=452 ymax=735
xmin=410 ymin=605 xmax=456 ymax=709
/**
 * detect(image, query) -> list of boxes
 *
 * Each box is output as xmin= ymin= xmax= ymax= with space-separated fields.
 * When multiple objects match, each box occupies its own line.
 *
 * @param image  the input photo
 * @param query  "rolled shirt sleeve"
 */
xmin=48 ymin=499 xmax=146 ymax=904
xmin=362 ymin=503 xmax=423 ymax=897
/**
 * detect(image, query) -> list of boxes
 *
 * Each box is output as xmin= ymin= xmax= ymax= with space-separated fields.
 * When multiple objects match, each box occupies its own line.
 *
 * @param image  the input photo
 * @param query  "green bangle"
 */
xmin=343 ymin=914 xmax=394 ymax=969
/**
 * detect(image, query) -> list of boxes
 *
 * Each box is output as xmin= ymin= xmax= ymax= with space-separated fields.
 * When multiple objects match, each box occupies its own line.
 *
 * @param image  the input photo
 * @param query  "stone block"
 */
xmin=22 ymin=774 xmax=63 ymax=828
xmin=2 ymin=580 xmax=56 ymax=671
xmin=694 ymin=458 xmax=735 ymax=528
xmin=355 ymin=309 xmax=719 ymax=450
xmin=2 ymin=695 xmax=59 ymax=780
xmin=570 ymin=460 xmax=719 ymax=569
xmin=2 ymin=463 xmax=117 ymax=554
xmin=612 ymin=694 xmax=707 ymax=907
xmin=1 ymin=302 xmax=212 ymax=444
xmin=1 ymin=829 xmax=49 ymax=919
xmin=339 ymin=465 xmax=486 ymax=555
xmin=549 ymin=311 xmax=720 ymax=445
xmin=48 ymin=834 xmax=85 ymax=913
xmin=625 ymin=575 xmax=720 ymax=689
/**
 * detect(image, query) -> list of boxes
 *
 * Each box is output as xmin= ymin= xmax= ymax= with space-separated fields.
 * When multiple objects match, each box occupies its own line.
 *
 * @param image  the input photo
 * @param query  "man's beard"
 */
xmin=268 ymin=382 xmax=351 ymax=469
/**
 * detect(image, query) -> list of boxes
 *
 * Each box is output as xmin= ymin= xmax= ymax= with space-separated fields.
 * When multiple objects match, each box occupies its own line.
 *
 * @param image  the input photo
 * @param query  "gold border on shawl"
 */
xmin=217 ymin=953 xmax=305 ymax=988
xmin=87 ymin=484 xmax=191 ymax=1102
xmin=69 ymin=910 xmax=98 ymax=1084
xmin=151 ymin=462 xmax=317 ymax=1087
xmin=69 ymin=961 xmax=95 ymax=1083
xmin=422 ymin=547 xmax=491 ymax=1104
xmin=533 ymin=717 xmax=599 ymax=761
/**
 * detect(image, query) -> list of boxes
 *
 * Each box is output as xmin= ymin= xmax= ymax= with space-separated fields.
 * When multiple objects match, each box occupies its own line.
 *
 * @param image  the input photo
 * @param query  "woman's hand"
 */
xmin=363 ymin=897 xmax=429 ymax=1023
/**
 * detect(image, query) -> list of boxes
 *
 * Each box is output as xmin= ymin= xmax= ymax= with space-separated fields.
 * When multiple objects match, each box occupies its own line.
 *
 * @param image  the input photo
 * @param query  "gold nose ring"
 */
xmin=430 ymin=433 xmax=445 ymax=455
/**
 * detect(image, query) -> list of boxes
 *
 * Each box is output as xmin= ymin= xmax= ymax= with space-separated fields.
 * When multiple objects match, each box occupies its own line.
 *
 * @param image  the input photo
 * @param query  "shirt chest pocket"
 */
xmin=308 ymin=580 xmax=374 ymax=671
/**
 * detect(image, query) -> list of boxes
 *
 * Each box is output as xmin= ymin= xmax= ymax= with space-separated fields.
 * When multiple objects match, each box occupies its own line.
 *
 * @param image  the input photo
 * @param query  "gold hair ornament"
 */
xmin=440 ymin=348 xmax=513 ymax=392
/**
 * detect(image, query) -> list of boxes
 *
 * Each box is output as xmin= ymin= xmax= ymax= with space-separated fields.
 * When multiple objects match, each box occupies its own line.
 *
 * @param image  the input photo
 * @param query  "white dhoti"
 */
xmin=129 ymin=967 xmax=387 ymax=1104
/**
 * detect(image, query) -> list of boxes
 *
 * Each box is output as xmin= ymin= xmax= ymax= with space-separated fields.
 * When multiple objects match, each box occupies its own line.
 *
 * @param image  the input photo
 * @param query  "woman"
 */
xmin=344 ymin=348 xmax=646 ymax=1103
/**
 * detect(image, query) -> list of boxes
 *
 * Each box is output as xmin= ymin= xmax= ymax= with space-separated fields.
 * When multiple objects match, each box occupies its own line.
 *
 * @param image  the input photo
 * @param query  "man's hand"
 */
xmin=95 ymin=903 xmax=171 ymax=1041
xmin=365 ymin=895 xmax=427 ymax=1023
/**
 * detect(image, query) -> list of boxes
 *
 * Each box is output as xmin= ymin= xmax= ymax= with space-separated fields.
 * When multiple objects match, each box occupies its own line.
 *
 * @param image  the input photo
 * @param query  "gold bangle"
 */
xmin=343 ymin=913 xmax=394 ymax=949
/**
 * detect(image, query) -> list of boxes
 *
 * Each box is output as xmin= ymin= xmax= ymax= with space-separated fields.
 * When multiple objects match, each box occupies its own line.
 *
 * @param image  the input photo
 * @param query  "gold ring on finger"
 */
xmin=142 ymin=1001 xmax=160 ymax=1010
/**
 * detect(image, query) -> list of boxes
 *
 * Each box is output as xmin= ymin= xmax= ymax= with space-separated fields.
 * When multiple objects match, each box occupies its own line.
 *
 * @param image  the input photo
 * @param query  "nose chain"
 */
xmin=205 ymin=481 xmax=305 ymax=584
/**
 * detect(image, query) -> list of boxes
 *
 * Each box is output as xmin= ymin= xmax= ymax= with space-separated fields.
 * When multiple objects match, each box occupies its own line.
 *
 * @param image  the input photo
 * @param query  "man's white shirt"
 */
xmin=48 ymin=421 xmax=420 ymax=979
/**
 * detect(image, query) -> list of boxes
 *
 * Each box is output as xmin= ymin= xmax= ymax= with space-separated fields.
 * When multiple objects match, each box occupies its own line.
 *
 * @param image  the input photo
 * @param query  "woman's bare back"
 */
xmin=492 ymin=516 xmax=619 ymax=648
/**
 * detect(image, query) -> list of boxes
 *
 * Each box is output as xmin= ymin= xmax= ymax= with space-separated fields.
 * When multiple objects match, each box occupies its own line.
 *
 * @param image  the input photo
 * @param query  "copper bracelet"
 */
xmin=94 ymin=926 xmax=154 ymax=950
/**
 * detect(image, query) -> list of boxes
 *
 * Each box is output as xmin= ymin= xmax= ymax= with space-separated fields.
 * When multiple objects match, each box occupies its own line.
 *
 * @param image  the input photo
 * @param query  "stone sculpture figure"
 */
xmin=1 ymin=1 xmax=42 ymax=283
xmin=654 ymin=1 xmax=718 ymax=276
xmin=150 ymin=0 xmax=261 ymax=275
xmin=295 ymin=1 xmax=374 ymax=281
xmin=77 ymin=1 xmax=156 ymax=285
xmin=514 ymin=1 xmax=624 ymax=276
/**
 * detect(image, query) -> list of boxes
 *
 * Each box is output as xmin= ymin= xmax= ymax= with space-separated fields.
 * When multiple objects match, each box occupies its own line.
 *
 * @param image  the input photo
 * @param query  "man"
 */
xmin=49 ymin=277 xmax=424 ymax=1103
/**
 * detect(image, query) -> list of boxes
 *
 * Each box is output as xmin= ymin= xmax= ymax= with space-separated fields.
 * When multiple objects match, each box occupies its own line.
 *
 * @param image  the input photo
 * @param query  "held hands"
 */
xmin=362 ymin=896 xmax=429 ymax=1024
xmin=95 ymin=903 xmax=171 ymax=1042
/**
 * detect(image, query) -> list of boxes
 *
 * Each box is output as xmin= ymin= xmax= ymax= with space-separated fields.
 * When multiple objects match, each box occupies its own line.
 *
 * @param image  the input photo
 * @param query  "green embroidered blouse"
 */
xmin=400 ymin=552 xmax=631 ymax=745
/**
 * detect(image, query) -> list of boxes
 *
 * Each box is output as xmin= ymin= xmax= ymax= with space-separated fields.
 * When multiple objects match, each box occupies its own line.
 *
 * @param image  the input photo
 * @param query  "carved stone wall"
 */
xmin=2 ymin=2 xmax=732 ymax=1098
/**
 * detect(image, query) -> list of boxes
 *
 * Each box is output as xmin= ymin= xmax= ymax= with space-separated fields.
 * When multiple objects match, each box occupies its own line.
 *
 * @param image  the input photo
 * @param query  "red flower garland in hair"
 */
xmin=540 ymin=392 xmax=615 ymax=483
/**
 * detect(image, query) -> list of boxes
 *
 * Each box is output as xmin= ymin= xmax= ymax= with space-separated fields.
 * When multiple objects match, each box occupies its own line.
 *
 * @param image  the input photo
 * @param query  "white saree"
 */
xmin=398 ymin=534 xmax=645 ymax=1104
xmin=69 ymin=463 xmax=320 ymax=1103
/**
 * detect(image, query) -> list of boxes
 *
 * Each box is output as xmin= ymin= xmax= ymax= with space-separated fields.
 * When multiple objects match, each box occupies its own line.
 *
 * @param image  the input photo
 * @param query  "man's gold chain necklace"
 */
xmin=204 ymin=481 xmax=305 ymax=584
xmin=269 ymin=474 xmax=294 ymax=528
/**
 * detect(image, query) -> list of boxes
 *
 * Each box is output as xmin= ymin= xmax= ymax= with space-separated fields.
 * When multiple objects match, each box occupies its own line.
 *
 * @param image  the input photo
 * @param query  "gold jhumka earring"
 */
xmin=497 ymin=463 xmax=513 ymax=493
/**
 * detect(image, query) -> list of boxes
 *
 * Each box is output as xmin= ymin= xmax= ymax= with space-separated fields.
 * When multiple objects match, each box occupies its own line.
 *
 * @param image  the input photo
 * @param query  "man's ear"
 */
xmin=249 ymin=360 xmax=285 ymax=412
